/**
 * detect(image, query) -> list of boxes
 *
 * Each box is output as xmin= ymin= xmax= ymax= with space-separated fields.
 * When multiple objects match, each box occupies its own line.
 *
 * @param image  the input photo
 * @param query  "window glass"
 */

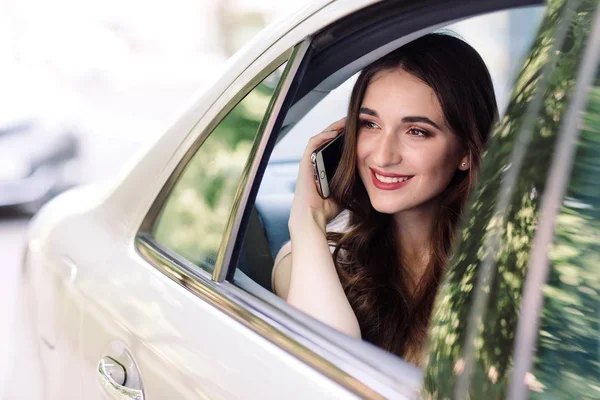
xmin=152 ymin=64 xmax=285 ymax=272
xmin=424 ymin=1 xmax=597 ymax=398
xmin=529 ymin=70 xmax=600 ymax=398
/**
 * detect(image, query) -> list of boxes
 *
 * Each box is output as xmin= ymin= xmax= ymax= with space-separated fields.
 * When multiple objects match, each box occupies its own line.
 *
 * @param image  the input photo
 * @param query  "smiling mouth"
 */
xmin=373 ymin=172 xmax=412 ymax=183
xmin=370 ymin=169 xmax=414 ymax=189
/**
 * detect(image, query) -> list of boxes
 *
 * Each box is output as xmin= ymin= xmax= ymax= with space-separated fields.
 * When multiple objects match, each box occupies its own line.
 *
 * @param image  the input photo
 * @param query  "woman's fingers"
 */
xmin=290 ymin=119 xmax=346 ymax=230
xmin=323 ymin=117 xmax=346 ymax=132
xmin=307 ymin=129 xmax=339 ymax=148
xmin=304 ymin=118 xmax=347 ymax=157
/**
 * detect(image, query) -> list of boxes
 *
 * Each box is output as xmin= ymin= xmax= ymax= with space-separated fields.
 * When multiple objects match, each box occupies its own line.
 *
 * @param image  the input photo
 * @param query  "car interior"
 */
xmin=218 ymin=0 xmax=548 ymax=381
xmin=235 ymin=0 xmax=544 ymax=294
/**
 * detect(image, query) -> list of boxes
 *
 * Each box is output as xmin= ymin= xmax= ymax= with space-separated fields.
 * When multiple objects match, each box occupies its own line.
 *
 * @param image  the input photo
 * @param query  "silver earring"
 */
xmin=461 ymin=162 xmax=468 ymax=168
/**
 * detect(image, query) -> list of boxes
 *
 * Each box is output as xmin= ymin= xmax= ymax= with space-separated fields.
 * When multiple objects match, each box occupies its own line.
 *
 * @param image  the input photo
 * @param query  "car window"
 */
xmin=240 ymin=5 xmax=545 ymax=290
xmin=424 ymin=1 xmax=598 ymax=398
xmin=151 ymin=64 xmax=286 ymax=272
xmin=234 ymin=0 xmax=548 ymax=359
xmin=528 ymin=67 xmax=600 ymax=399
xmin=259 ymin=5 xmax=545 ymax=257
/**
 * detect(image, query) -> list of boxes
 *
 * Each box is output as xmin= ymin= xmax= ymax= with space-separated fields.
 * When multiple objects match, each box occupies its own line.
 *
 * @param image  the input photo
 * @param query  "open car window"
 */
xmin=233 ymin=0 xmax=547 ymax=379
xmin=248 ymin=6 xmax=545 ymax=273
xmin=239 ymin=4 xmax=546 ymax=289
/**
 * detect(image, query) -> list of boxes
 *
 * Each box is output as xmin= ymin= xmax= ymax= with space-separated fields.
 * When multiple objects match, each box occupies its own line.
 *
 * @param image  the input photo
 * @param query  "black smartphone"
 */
xmin=310 ymin=132 xmax=345 ymax=199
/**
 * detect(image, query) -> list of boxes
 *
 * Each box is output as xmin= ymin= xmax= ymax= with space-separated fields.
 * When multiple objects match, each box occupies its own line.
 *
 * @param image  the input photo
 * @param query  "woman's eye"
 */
xmin=408 ymin=128 xmax=430 ymax=137
xmin=359 ymin=119 xmax=379 ymax=130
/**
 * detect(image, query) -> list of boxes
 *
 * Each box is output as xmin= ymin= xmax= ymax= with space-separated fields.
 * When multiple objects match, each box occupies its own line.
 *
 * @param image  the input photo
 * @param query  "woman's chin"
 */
xmin=370 ymin=199 xmax=409 ymax=215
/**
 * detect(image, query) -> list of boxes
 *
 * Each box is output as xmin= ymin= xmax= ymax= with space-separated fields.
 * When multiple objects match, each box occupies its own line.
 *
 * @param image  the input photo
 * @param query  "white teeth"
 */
xmin=374 ymin=172 xmax=410 ymax=183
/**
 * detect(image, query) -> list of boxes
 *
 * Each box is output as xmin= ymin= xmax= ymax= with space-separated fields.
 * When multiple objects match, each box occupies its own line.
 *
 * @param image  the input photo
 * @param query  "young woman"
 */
xmin=272 ymin=33 xmax=498 ymax=365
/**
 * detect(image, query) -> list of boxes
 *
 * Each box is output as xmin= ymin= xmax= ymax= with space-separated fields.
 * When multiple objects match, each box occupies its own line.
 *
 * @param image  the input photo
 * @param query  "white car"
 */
xmin=14 ymin=0 xmax=600 ymax=398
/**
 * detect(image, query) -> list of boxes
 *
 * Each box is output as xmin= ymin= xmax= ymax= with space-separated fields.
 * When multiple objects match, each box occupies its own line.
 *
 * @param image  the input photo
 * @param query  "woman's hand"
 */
xmin=289 ymin=118 xmax=345 ymax=233
xmin=284 ymin=117 xmax=362 ymax=339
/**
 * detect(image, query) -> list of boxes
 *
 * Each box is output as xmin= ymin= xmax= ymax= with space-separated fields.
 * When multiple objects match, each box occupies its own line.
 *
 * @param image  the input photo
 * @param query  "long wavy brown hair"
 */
xmin=328 ymin=33 xmax=498 ymax=364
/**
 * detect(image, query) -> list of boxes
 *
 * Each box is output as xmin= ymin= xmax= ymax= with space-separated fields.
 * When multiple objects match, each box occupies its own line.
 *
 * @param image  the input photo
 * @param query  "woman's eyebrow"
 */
xmin=402 ymin=116 xmax=441 ymax=130
xmin=360 ymin=107 xmax=442 ymax=130
xmin=359 ymin=107 xmax=378 ymax=117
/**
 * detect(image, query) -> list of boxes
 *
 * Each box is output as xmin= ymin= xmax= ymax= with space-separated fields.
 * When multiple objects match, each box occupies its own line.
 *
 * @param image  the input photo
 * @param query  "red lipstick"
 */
xmin=370 ymin=168 xmax=413 ymax=190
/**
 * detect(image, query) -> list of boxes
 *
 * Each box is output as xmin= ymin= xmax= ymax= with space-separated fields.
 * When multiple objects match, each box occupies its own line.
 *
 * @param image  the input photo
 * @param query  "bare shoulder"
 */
xmin=272 ymin=241 xmax=293 ymax=299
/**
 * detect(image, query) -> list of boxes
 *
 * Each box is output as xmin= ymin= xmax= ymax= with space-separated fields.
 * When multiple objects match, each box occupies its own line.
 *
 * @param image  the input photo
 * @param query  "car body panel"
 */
xmin=25 ymin=186 xmax=360 ymax=399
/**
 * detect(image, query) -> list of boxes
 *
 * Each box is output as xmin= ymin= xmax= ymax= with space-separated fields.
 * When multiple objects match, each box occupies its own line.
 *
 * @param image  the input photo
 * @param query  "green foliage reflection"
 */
xmin=153 ymin=67 xmax=284 ymax=271
xmin=424 ymin=0 xmax=598 ymax=398
xmin=530 ymin=83 xmax=600 ymax=399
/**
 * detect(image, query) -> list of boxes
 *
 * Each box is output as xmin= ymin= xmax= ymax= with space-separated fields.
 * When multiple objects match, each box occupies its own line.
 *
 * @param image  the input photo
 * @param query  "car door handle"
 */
xmin=97 ymin=356 xmax=145 ymax=400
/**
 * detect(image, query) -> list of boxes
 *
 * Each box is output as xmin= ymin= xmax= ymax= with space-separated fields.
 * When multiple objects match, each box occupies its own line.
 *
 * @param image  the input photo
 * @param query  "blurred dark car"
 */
xmin=0 ymin=91 xmax=80 ymax=214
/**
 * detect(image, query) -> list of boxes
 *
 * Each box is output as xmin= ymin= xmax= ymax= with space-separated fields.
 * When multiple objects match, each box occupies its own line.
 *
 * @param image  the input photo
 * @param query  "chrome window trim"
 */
xmin=135 ymin=234 xmax=420 ymax=399
xmin=212 ymin=40 xmax=310 ymax=282
xmin=507 ymin=4 xmax=600 ymax=399
xmin=139 ymin=47 xmax=294 ymax=234
xmin=137 ymin=233 xmax=214 ymax=288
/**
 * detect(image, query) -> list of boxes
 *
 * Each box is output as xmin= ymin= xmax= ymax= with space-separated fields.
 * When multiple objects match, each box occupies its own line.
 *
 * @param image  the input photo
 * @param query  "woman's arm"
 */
xmin=272 ymin=241 xmax=292 ymax=299
xmin=280 ymin=119 xmax=361 ymax=339
xmin=272 ymin=212 xmax=350 ymax=300
xmin=287 ymin=219 xmax=361 ymax=338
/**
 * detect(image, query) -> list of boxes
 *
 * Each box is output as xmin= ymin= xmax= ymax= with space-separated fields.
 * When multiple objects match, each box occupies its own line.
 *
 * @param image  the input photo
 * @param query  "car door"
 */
xmin=74 ymin=45 xmax=361 ymax=399
xmin=423 ymin=0 xmax=600 ymax=398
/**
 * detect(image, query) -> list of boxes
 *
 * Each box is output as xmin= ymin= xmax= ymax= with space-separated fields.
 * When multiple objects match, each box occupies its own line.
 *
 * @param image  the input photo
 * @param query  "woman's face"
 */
xmin=356 ymin=68 xmax=468 ymax=215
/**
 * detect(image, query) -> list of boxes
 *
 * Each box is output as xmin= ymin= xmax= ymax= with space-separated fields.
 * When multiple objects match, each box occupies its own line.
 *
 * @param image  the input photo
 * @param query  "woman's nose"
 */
xmin=372 ymin=132 xmax=402 ymax=166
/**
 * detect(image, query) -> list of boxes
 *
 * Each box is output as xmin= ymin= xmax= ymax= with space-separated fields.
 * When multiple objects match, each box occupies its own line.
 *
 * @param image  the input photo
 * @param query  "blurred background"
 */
xmin=0 ymin=1 xmax=301 ymax=396
xmin=0 ymin=0 xmax=542 ymax=397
